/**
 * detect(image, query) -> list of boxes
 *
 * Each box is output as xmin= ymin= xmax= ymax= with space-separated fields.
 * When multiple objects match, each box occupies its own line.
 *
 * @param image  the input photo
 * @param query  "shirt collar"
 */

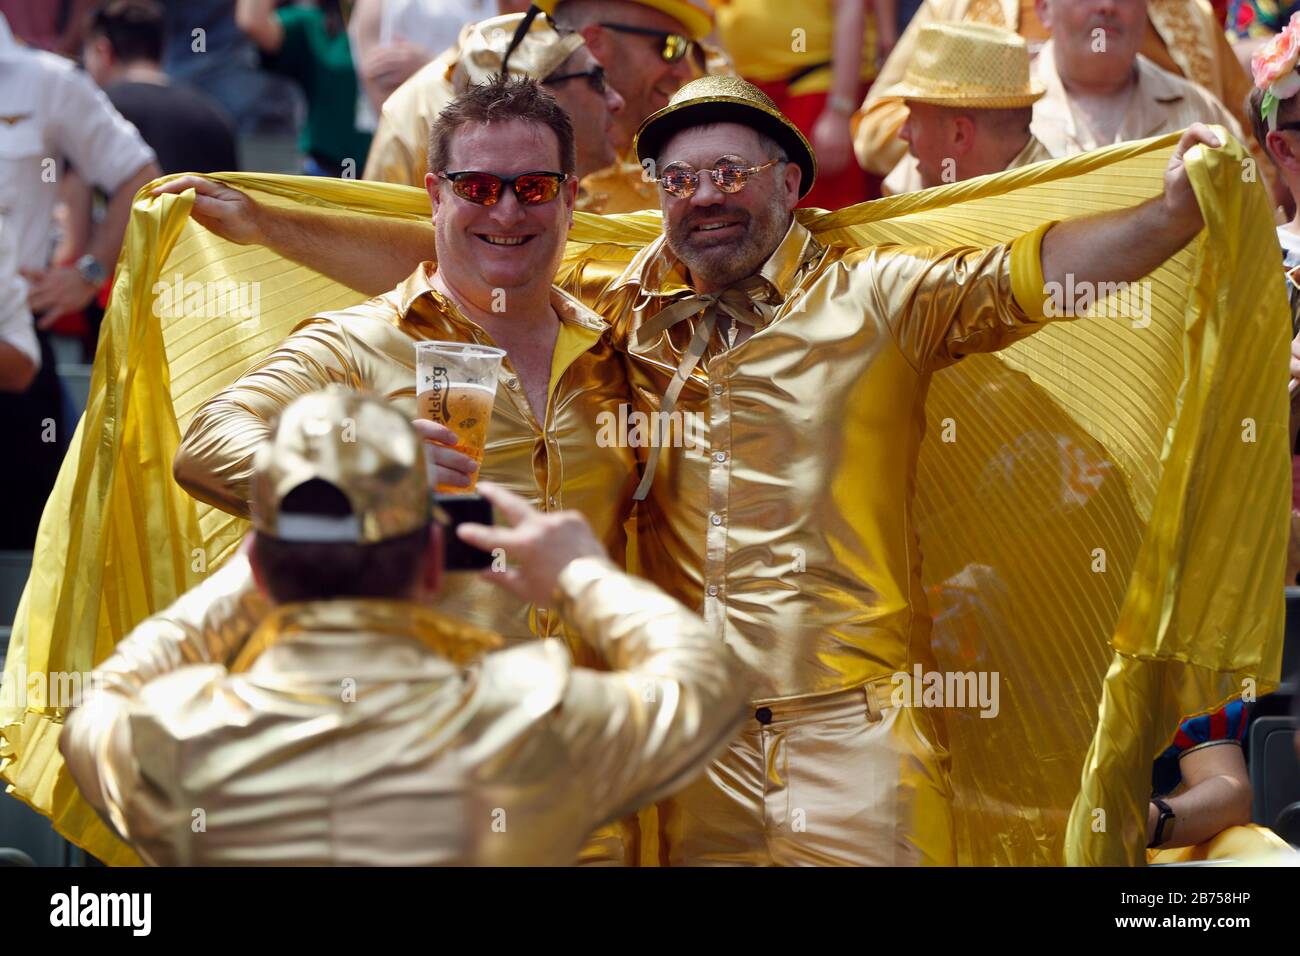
xmin=1034 ymin=41 xmax=1185 ymax=148
xmin=393 ymin=261 xmax=608 ymax=335
xmin=232 ymin=596 xmax=505 ymax=674
xmin=617 ymin=216 xmax=823 ymax=303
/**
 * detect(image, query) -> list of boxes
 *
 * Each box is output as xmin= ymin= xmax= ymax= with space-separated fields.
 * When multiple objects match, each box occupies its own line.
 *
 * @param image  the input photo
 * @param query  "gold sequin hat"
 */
xmin=531 ymin=0 xmax=713 ymax=40
xmin=877 ymin=22 xmax=1044 ymax=109
xmin=634 ymin=75 xmax=817 ymax=198
xmin=251 ymin=387 xmax=443 ymax=544
xmin=453 ymin=12 xmax=586 ymax=90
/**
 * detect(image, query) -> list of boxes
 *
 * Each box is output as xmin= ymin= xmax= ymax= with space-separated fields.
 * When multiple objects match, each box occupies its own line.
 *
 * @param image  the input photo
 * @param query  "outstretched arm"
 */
xmin=1038 ymin=126 xmax=1218 ymax=299
xmin=153 ymin=176 xmax=434 ymax=297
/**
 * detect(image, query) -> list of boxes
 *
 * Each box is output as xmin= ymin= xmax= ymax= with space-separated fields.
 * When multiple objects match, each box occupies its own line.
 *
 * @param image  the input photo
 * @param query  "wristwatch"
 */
xmin=1148 ymin=797 xmax=1176 ymax=848
xmin=827 ymin=93 xmax=857 ymax=115
xmin=74 ymin=253 xmax=107 ymax=287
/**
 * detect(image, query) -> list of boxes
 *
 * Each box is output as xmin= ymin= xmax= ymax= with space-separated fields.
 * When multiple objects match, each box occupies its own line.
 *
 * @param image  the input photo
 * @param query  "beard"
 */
xmin=666 ymin=194 xmax=792 ymax=291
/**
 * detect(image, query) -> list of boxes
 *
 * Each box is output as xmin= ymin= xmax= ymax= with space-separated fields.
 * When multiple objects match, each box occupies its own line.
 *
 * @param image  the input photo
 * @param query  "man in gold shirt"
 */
xmin=153 ymin=76 xmax=1228 ymax=864
xmin=877 ymin=22 xmax=1052 ymax=194
xmin=363 ymin=11 xmax=627 ymax=206
xmin=60 ymin=387 xmax=752 ymax=865
xmin=551 ymin=76 xmax=1225 ymax=864
xmin=854 ymin=0 xmax=1270 ymax=197
xmin=172 ymin=76 xmax=637 ymax=648
xmin=165 ymin=75 xmax=644 ymax=864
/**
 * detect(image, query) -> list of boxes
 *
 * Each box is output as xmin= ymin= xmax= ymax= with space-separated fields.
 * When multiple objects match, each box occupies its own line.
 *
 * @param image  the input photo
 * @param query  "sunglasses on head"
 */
xmin=544 ymin=64 xmax=608 ymax=95
xmin=656 ymin=157 xmax=781 ymax=199
xmin=437 ymin=170 xmax=568 ymax=206
xmin=598 ymin=22 xmax=692 ymax=63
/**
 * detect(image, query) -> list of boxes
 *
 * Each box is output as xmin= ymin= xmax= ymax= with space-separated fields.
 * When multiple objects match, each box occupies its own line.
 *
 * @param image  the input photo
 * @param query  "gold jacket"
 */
xmin=560 ymin=216 xmax=1052 ymax=701
xmin=172 ymin=263 xmax=638 ymax=645
xmin=60 ymin=555 xmax=752 ymax=865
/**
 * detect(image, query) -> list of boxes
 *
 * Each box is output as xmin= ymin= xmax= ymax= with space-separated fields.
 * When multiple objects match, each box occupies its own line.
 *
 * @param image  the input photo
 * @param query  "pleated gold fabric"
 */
xmin=0 ymin=130 xmax=1287 ymax=866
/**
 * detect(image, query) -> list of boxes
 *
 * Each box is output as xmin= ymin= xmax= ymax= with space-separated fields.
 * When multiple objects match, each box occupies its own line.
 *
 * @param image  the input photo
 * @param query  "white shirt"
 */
xmin=1277 ymin=225 xmax=1300 ymax=257
xmin=0 ymin=212 xmax=39 ymax=371
xmin=380 ymin=0 xmax=494 ymax=51
xmin=0 ymin=13 xmax=156 ymax=271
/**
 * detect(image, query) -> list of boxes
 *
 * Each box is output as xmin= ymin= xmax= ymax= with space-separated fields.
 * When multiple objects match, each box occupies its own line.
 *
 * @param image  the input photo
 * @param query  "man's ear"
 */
xmin=782 ymin=161 xmax=802 ymax=210
xmin=422 ymin=523 xmax=444 ymax=595
xmin=578 ymin=23 xmax=607 ymax=60
xmin=951 ymin=114 xmax=977 ymax=158
xmin=1267 ymin=130 xmax=1300 ymax=174
xmin=425 ymin=171 xmax=441 ymax=221
xmin=1035 ymin=0 xmax=1052 ymax=30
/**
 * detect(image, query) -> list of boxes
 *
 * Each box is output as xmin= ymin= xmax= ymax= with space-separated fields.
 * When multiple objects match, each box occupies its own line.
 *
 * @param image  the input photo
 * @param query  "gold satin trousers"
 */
xmin=657 ymin=680 xmax=956 ymax=866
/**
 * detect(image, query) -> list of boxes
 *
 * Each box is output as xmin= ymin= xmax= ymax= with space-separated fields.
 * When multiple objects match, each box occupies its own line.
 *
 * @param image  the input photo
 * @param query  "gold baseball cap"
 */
xmin=634 ymin=74 xmax=817 ymax=198
xmin=251 ymin=387 xmax=442 ymax=544
xmin=453 ymin=12 xmax=587 ymax=90
xmin=531 ymin=0 xmax=713 ymax=40
xmin=876 ymin=23 xmax=1045 ymax=109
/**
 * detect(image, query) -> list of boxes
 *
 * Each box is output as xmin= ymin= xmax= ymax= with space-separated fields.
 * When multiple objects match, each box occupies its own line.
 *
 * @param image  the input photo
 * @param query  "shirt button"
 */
xmin=507 ymin=379 xmax=519 ymax=390
xmin=548 ymin=497 xmax=558 ymax=508
xmin=713 ymin=451 xmax=726 ymax=463
xmin=755 ymin=707 xmax=773 ymax=725
xmin=710 ymin=513 xmax=723 ymax=526
xmin=712 ymin=384 xmax=723 ymax=396
xmin=706 ymin=585 xmax=719 ymax=597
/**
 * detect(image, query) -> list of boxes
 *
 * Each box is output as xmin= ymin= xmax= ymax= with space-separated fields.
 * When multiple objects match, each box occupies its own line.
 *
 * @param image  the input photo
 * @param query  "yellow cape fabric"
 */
xmin=1 ymin=130 xmax=1287 ymax=866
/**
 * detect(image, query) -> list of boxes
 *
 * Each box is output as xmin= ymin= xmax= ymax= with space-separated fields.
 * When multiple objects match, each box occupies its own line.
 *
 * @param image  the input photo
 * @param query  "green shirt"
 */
xmin=266 ymin=7 xmax=371 ymax=171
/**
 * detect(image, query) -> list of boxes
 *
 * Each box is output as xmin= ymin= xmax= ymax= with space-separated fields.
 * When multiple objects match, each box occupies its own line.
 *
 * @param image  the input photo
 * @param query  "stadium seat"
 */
xmin=1285 ymin=587 xmax=1300 ymax=691
xmin=1249 ymin=715 xmax=1300 ymax=843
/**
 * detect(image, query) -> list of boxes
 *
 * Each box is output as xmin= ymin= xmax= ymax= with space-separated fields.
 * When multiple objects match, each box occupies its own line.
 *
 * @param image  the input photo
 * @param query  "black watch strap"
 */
xmin=1148 ymin=797 xmax=1175 ymax=848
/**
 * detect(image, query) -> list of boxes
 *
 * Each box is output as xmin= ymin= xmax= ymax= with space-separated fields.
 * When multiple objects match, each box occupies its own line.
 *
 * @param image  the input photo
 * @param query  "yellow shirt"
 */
xmin=172 ymin=264 xmax=639 ymax=646
xmin=60 ymin=555 xmax=753 ymax=865
xmin=560 ymin=216 xmax=1051 ymax=701
xmin=709 ymin=0 xmax=877 ymax=93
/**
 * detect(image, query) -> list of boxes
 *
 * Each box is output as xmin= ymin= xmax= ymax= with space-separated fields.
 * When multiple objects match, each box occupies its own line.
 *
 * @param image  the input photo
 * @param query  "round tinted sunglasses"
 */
xmin=437 ymin=170 xmax=568 ymax=206
xmin=656 ymin=158 xmax=780 ymax=199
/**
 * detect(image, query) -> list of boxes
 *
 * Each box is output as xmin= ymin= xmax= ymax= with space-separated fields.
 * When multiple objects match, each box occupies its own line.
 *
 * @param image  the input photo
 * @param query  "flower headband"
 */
xmin=1253 ymin=13 xmax=1300 ymax=131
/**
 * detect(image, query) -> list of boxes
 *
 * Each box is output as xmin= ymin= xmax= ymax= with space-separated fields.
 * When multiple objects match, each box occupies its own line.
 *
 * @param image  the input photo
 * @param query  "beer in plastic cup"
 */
xmin=415 ymin=341 xmax=506 ymax=494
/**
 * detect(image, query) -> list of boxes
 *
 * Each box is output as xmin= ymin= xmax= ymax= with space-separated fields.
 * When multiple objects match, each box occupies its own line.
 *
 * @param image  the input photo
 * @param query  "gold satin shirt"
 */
xmin=173 ymin=264 xmax=638 ymax=644
xmin=561 ymin=217 xmax=1051 ymax=701
xmin=61 ymin=556 xmax=752 ymax=865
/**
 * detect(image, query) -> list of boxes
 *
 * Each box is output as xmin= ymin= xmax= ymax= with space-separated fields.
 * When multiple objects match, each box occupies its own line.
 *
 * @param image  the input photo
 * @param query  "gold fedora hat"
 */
xmin=453 ymin=12 xmax=586 ymax=90
xmin=877 ymin=22 xmax=1044 ymax=109
xmin=531 ymin=0 xmax=713 ymax=40
xmin=634 ymin=75 xmax=817 ymax=198
xmin=251 ymin=386 xmax=443 ymax=544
